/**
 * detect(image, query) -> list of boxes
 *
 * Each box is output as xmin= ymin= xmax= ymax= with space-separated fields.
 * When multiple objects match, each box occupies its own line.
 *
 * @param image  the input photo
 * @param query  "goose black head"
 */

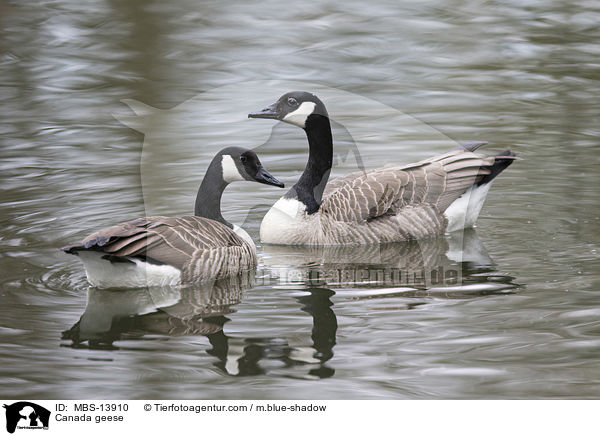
xmin=248 ymin=91 xmax=328 ymax=129
xmin=218 ymin=146 xmax=284 ymax=188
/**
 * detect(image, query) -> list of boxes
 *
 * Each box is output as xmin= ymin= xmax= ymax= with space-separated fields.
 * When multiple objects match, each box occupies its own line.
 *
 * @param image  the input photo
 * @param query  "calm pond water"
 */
xmin=1 ymin=0 xmax=599 ymax=399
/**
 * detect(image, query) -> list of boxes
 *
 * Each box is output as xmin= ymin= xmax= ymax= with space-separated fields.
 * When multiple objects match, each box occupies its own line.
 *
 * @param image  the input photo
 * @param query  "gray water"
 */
xmin=1 ymin=0 xmax=599 ymax=399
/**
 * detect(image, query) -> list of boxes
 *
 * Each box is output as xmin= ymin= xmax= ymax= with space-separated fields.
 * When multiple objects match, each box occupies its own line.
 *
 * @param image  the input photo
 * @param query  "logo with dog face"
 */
xmin=3 ymin=402 xmax=50 ymax=434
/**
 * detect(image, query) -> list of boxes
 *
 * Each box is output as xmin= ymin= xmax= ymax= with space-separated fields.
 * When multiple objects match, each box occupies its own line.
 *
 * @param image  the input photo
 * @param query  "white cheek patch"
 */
xmin=282 ymin=102 xmax=316 ymax=128
xmin=221 ymin=154 xmax=245 ymax=183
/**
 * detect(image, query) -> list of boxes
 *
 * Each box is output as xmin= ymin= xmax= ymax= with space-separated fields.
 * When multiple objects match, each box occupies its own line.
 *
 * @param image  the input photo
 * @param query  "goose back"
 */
xmin=318 ymin=150 xmax=498 ymax=244
xmin=64 ymin=216 xmax=256 ymax=285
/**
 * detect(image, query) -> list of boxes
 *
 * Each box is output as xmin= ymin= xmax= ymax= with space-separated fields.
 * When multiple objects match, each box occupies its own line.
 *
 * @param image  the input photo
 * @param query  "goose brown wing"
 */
xmin=321 ymin=150 xmax=495 ymax=223
xmin=63 ymin=216 xmax=247 ymax=270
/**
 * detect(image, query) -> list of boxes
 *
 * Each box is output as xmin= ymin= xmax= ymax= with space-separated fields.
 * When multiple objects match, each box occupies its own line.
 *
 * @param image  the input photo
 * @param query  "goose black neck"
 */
xmin=290 ymin=114 xmax=333 ymax=214
xmin=194 ymin=157 xmax=232 ymax=228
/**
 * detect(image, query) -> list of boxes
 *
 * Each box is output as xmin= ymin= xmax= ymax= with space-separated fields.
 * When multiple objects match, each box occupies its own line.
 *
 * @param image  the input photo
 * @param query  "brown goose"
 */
xmin=249 ymin=91 xmax=517 ymax=246
xmin=62 ymin=147 xmax=283 ymax=287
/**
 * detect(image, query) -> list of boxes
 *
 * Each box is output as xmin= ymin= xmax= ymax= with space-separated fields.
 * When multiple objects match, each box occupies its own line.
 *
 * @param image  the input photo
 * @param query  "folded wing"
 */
xmin=63 ymin=216 xmax=256 ymax=281
xmin=321 ymin=149 xmax=496 ymax=225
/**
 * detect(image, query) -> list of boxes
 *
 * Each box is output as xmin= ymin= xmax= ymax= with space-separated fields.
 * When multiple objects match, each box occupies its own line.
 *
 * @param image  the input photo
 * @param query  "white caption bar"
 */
xmin=0 ymin=400 xmax=597 ymax=436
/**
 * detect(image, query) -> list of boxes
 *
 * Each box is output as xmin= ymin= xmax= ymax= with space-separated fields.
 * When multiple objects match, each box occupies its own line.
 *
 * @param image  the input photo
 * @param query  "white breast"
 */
xmin=260 ymin=198 xmax=314 ymax=244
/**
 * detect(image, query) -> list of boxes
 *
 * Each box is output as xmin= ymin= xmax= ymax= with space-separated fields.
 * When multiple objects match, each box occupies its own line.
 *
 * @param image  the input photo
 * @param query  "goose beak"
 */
xmin=248 ymin=102 xmax=279 ymax=120
xmin=254 ymin=166 xmax=284 ymax=188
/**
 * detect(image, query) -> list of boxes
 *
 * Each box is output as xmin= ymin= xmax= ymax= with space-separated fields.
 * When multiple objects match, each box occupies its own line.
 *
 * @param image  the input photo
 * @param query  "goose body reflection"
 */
xmin=262 ymin=229 xmax=518 ymax=297
xmin=62 ymin=271 xmax=254 ymax=347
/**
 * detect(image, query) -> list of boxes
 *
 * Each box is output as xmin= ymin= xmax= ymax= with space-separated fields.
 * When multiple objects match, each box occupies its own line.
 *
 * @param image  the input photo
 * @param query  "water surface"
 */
xmin=1 ymin=0 xmax=599 ymax=399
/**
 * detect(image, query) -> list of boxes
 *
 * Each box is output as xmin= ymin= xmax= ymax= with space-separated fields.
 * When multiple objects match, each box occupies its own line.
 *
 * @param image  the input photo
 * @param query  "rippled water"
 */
xmin=1 ymin=0 xmax=599 ymax=399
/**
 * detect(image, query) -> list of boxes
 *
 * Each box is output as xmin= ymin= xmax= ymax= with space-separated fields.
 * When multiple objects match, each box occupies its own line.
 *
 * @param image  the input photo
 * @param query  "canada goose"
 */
xmin=249 ymin=91 xmax=517 ymax=245
xmin=62 ymin=147 xmax=283 ymax=288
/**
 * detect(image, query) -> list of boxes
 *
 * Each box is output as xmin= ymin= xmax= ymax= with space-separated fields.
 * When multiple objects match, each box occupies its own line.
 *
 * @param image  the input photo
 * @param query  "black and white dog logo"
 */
xmin=3 ymin=402 xmax=50 ymax=434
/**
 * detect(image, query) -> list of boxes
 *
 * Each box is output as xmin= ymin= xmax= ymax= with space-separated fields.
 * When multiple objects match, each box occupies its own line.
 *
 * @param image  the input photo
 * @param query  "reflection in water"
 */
xmin=62 ymin=272 xmax=253 ymax=349
xmin=261 ymin=229 xmax=518 ymax=297
xmin=62 ymin=229 xmax=516 ymax=381
xmin=61 ymin=272 xmax=338 ymax=378
xmin=207 ymin=288 xmax=336 ymax=379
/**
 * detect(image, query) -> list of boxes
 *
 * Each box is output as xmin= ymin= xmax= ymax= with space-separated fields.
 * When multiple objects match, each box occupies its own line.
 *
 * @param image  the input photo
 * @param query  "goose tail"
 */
xmin=444 ymin=149 xmax=519 ymax=232
xmin=61 ymin=244 xmax=82 ymax=255
xmin=477 ymin=150 xmax=519 ymax=186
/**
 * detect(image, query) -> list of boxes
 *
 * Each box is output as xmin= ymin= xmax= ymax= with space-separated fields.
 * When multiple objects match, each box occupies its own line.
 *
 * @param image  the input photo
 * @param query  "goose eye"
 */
xmin=240 ymin=155 xmax=247 ymax=163
xmin=287 ymin=97 xmax=298 ymax=106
